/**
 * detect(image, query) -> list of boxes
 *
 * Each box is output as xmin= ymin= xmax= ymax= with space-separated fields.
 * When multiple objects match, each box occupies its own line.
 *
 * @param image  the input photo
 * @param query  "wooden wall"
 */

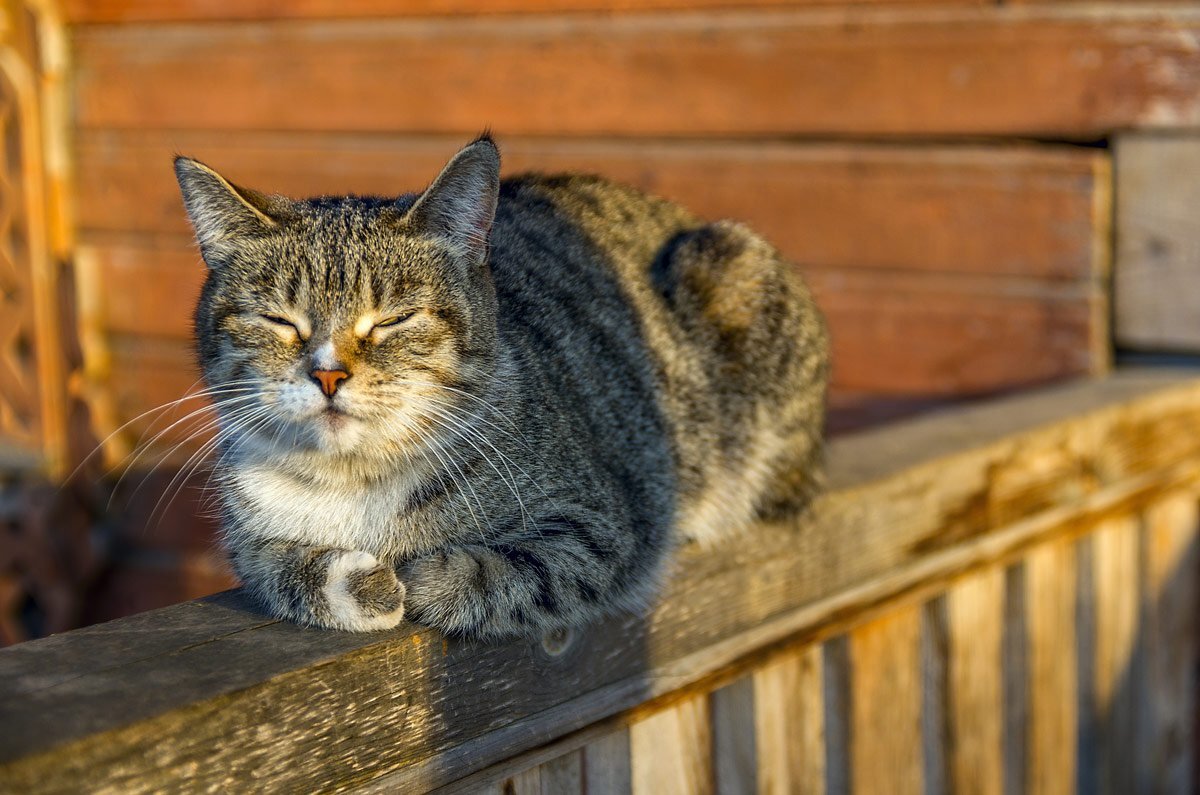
xmin=55 ymin=1 xmax=1200 ymax=619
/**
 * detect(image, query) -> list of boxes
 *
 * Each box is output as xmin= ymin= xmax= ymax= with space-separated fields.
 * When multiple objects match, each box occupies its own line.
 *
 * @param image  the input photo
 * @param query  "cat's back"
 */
xmin=487 ymin=171 xmax=830 ymax=540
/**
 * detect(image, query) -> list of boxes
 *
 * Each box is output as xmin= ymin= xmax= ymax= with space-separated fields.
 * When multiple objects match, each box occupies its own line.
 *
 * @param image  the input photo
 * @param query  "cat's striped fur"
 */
xmin=175 ymin=135 xmax=828 ymax=639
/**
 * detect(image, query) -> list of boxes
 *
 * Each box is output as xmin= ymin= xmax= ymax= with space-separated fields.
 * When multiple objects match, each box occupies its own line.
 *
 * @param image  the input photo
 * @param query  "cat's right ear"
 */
xmin=174 ymin=157 xmax=283 ymax=264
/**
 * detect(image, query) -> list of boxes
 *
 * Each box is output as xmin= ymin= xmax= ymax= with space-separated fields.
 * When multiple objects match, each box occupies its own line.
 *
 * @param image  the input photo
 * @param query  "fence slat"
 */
xmin=943 ymin=568 xmax=1005 ymax=795
xmin=1091 ymin=517 xmax=1140 ymax=795
xmin=1025 ymin=540 xmax=1079 ymax=795
xmin=754 ymin=645 xmax=826 ymax=795
xmin=583 ymin=729 xmax=632 ymax=795
xmin=539 ymin=750 xmax=583 ymax=794
xmin=630 ymin=695 xmax=712 ymax=795
xmin=849 ymin=607 xmax=923 ymax=795
xmin=1138 ymin=494 xmax=1199 ymax=794
xmin=711 ymin=677 xmax=756 ymax=795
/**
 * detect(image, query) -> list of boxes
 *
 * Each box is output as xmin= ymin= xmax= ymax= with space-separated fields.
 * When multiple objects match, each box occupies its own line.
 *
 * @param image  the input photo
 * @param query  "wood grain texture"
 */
xmin=753 ymin=645 xmax=825 ymax=795
xmin=710 ymin=677 xmax=756 ymax=795
xmin=2 ymin=372 xmax=1200 ymax=793
xmin=1138 ymin=494 xmax=1198 ymax=794
xmin=538 ymin=750 xmax=583 ymax=794
xmin=1114 ymin=134 xmax=1200 ymax=352
xmin=942 ymin=568 xmax=1004 ymax=795
xmin=630 ymin=695 xmax=712 ymax=795
xmin=1090 ymin=517 xmax=1140 ymax=795
xmin=60 ymin=0 xmax=983 ymax=24
xmin=1025 ymin=540 xmax=1078 ymax=795
xmin=71 ymin=8 xmax=1200 ymax=137
xmin=849 ymin=607 xmax=924 ymax=795
xmin=583 ymin=730 xmax=632 ymax=795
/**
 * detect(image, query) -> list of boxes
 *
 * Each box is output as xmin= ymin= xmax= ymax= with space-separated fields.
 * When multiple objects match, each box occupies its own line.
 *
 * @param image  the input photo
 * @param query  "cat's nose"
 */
xmin=310 ymin=368 xmax=350 ymax=397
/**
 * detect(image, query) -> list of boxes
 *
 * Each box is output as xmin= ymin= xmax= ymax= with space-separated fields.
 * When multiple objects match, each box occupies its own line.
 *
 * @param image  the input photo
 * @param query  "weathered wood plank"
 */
xmin=71 ymin=9 xmax=1200 ymax=137
xmin=583 ymin=730 xmax=632 ymax=795
xmin=1 ymin=372 xmax=1199 ymax=793
xmin=1137 ymin=494 xmax=1199 ymax=794
xmin=60 ymin=0 xmax=982 ymax=24
xmin=76 ymin=134 xmax=1107 ymax=284
xmin=1090 ymin=517 xmax=1140 ymax=795
xmin=710 ymin=677 xmax=756 ymax=795
xmin=538 ymin=750 xmax=583 ymax=794
xmin=1114 ymin=134 xmax=1200 ymax=352
xmin=941 ymin=568 xmax=1004 ymax=795
xmin=630 ymin=695 xmax=712 ymax=795
xmin=753 ymin=645 xmax=825 ymax=795
xmin=849 ymin=607 xmax=923 ymax=795
xmin=1025 ymin=540 xmax=1078 ymax=795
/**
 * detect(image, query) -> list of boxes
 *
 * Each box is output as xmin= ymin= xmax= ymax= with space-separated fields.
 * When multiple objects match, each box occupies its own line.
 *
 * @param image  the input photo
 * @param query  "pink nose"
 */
xmin=310 ymin=368 xmax=349 ymax=397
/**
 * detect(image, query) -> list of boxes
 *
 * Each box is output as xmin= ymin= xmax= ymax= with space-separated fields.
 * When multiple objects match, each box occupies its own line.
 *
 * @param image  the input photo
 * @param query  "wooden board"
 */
xmin=940 ymin=568 xmax=1004 ymax=795
xmin=630 ymin=695 xmax=712 ymax=795
xmin=71 ymin=8 xmax=1200 ymax=137
xmin=1114 ymin=134 xmax=1200 ymax=352
xmin=849 ymin=607 xmax=924 ymax=795
xmin=1090 ymin=517 xmax=1140 ymax=795
xmin=75 ymin=135 xmax=1107 ymax=285
xmin=1138 ymin=494 xmax=1199 ymax=793
xmin=752 ymin=645 xmax=825 ymax=795
xmin=1025 ymin=539 xmax=1078 ymax=795
xmin=60 ymin=0 xmax=984 ymax=24
xmin=2 ymin=371 xmax=1198 ymax=793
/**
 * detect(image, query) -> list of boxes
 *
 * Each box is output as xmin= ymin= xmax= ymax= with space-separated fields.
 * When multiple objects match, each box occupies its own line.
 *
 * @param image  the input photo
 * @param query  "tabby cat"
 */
xmin=174 ymin=135 xmax=828 ymax=639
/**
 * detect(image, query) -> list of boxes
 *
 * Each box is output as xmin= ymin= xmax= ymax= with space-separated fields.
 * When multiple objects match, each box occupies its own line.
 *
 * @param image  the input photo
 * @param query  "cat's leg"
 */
xmin=400 ymin=515 xmax=655 ymax=639
xmin=230 ymin=538 xmax=406 ymax=631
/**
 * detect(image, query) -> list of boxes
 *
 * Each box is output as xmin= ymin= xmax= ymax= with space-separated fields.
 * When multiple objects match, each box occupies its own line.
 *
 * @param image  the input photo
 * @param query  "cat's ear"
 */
xmin=174 ymin=156 xmax=285 ymax=264
xmin=406 ymin=135 xmax=500 ymax=265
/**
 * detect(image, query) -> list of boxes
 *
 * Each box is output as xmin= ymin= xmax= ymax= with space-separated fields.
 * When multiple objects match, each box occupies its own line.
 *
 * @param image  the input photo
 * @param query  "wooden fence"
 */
xmin=2 ymin=368 xmax=1197 ymax=793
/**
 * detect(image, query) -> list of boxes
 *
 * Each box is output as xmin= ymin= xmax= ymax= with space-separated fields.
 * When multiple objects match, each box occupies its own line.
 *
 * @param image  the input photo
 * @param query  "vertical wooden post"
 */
xmin=1025 ymin=540 xmax=1079 ymax=795
xmin=849 ymin=607 xmax=924 ymax=795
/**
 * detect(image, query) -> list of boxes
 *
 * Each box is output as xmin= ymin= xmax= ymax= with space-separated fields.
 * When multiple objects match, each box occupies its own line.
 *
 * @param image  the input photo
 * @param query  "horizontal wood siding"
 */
xmin=71 ymin=9 xmax=1200 ymax=137
xmin=61 ymin=0 xmax=986 ymax=25
xmin=71 ymin=136 xmax=1109 ymax=459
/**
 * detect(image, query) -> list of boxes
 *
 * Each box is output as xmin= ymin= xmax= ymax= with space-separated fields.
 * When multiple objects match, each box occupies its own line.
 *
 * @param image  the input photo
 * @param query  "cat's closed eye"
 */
xmin=374 ymin=311 xmax=416 ymax=329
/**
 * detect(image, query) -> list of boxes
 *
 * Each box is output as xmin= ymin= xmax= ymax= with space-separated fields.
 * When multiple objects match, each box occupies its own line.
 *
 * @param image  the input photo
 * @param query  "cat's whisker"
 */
xmin=106 ymin=395 xmax=261 ymax=509
xmin=148 ymin=406 xmax=278 ymax=529
xmin=418 ymin=403 xmax=536 ymax=537
xmin=63 ymin=383 xmax=262 ymax=487
xmin=383 ymin=413 xmax=492 ymax=542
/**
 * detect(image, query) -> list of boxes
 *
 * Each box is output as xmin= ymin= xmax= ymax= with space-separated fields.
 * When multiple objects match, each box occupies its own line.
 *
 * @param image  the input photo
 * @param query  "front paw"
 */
xmin=323 ymin=551 xmax=406 ymax=631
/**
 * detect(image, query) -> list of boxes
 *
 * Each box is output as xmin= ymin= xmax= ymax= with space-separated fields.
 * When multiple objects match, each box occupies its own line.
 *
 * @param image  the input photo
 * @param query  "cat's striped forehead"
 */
xmin=218 ymin=197 xmax=451 ymax=319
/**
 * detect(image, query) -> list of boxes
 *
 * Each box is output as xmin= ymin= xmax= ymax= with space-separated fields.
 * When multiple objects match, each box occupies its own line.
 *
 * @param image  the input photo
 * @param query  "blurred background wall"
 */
xmin=2 ymin=0 xmax=1197 ymax=639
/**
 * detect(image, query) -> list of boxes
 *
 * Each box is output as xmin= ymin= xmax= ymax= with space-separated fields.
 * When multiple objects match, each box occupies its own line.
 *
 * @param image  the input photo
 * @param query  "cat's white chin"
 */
xmin=310 ymin=411 xmax=366 ymax=453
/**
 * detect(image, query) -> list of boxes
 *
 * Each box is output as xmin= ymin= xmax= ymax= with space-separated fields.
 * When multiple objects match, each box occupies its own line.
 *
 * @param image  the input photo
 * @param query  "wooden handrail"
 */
xmin=2 ymin=368 xmax=1199 ymax=793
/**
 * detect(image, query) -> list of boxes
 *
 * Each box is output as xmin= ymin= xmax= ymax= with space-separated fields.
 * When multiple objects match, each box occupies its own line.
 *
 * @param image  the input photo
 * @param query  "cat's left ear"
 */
xmin=406 ymin=134 xmax=500 ymax=266
xmin=174 ymin=156 xmax=288 ymax=265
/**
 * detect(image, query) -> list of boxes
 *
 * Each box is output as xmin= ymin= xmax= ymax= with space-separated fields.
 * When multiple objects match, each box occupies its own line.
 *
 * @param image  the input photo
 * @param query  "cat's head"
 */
xmin=175 ymin=136 xmax=501 ymax=464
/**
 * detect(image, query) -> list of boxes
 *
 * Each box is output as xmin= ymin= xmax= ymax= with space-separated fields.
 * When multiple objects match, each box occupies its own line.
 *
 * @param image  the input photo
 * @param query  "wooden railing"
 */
xmin=2 ymin=369 xmax=1198 ymax=794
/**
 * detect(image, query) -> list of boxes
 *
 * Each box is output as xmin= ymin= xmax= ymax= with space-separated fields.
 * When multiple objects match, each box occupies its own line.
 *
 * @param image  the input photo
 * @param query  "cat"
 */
xmin=174 ymin=134 xmax=829 ymax=639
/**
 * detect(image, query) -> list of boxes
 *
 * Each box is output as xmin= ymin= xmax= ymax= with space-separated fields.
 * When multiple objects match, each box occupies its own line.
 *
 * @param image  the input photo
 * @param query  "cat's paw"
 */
xmin=323 ymin=551 xmax=406 ymax=631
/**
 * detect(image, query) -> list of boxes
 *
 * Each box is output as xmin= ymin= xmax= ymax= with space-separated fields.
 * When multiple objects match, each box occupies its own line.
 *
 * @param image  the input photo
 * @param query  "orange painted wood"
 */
xmin=61 ymin=0 xmax=981 ymax=24
xmin=72 ymin=9 xmax=1200 ymax=137
xmin=76 ymin=135 xmax=1108 ymax=283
